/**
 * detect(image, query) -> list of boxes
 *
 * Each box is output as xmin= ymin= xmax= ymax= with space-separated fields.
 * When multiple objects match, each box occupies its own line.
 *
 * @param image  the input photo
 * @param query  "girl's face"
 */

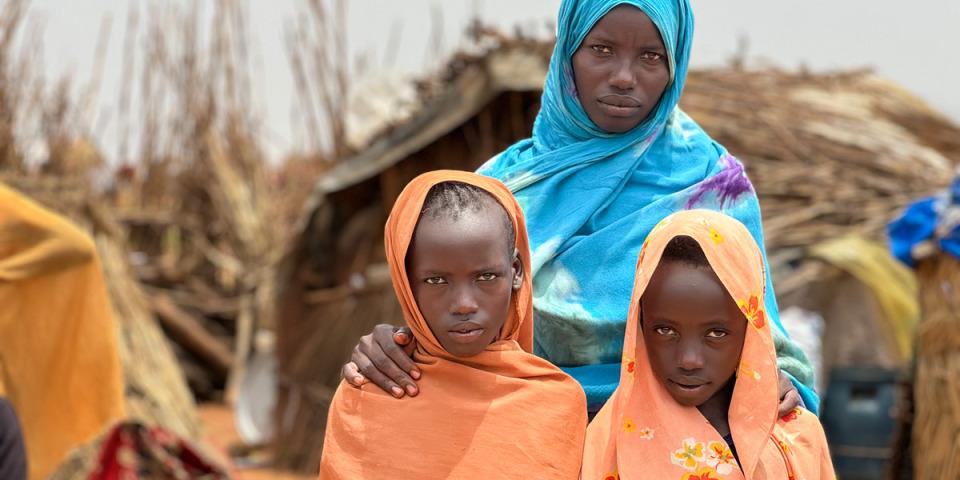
xmin=640 ymin=261 xmax=747 ymax=407
xmin=407 ymin=203 xmax=523 ymax=357
xmin=571 ymin=5 xmax=670 ymax=133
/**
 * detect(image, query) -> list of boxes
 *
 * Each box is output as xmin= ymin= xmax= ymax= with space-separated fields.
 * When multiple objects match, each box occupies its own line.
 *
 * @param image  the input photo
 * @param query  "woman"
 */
xmin=341 ymin=0 xmax=817 ymax=417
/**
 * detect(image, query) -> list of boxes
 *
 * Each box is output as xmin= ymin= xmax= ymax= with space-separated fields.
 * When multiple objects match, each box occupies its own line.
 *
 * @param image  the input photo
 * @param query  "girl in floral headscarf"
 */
xmin=582 ymin=210 xmax=834 ymax=479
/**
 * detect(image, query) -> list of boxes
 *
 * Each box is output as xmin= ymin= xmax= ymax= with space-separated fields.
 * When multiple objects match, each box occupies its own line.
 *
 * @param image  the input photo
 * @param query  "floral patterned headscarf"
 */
xmin=581 ymin=210 xmax=834 ymax=480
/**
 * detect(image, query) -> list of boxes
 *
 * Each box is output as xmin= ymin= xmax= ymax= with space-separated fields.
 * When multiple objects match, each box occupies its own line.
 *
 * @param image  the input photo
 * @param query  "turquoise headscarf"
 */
xmin=479 ymin=0 xmax=819 ymax=412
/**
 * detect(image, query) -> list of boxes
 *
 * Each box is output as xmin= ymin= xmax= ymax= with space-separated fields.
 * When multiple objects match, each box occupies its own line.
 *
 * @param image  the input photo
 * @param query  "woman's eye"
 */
xmin=641 ymin=51 xmax=664 ymax=62
xmin=655 ymin=327 xmax=676 ymax=336
xmin=478 ymin=273 xmax=498 ymax=281
xmin=425 ymin=277 xmax=446 ymax=285
xmin=591 ymin=44 xmax=613 ymax=55
xmin=706 ymin=330 xmax=728 ymax=339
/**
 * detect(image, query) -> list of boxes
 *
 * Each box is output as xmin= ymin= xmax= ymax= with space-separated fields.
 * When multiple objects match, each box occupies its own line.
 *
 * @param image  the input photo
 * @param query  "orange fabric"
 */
xmin=0 ymin=183 xmax=126 ymax=480
xmin=581 ymin=210 xmax=834 ymax=480
xmin=320 ymin=170 xmax=586 ymax=479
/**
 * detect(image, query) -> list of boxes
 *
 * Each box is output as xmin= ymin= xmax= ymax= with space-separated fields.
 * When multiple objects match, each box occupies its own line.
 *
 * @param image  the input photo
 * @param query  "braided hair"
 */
xmin=419 ymin=181 xmax=516 ymax=257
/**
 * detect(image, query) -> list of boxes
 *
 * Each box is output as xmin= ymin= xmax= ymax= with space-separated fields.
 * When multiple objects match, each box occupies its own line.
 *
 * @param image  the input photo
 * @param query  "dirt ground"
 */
xmin=199 ymin=404 xmax=315 ymax=480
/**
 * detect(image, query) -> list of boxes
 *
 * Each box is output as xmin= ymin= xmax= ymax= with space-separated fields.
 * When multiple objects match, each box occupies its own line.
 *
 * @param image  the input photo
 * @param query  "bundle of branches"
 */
xmin=102 ymin=0 xmax=278 ymax=402
xmin=1 ymin=0 xmax=202 ymax=441
xmin=2 ymin=0 xmax=284 ymax=404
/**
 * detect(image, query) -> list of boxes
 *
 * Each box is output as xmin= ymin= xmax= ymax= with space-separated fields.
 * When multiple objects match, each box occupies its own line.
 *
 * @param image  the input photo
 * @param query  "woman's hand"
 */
xmin=777 ymin=369 xmax=802 ymax=417
xmin=341 ymin=324 xmax=420 ymax=398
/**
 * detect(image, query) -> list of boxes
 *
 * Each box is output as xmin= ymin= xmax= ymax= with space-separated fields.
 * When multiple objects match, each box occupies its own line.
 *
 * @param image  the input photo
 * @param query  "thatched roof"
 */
xmin=315 ymin=36 xmax=551 ymax=197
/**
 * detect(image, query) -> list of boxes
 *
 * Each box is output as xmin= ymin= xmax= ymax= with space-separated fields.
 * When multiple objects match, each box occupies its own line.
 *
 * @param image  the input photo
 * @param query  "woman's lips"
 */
xmin=597 ymin=95 xmax=643 ymax=117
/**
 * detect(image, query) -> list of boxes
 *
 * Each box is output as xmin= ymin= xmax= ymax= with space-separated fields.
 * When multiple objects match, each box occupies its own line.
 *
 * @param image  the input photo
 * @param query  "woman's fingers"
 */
xmin=353 ymin=349 xmax=405 ymax=398
xmin=387 ymin=327 xmax=421 ymax=380
xmin=778 ymin=390 xmax=802 ymax=418
xmin=777 ymin=370 xmax=801 ymax=417
xmin=345 ymin=325 xmax=420 ymax=397
xmin=341 ymin=361 xmax=365 ymax=387
xmin=371 ymin=330 xmax=420 ymax=396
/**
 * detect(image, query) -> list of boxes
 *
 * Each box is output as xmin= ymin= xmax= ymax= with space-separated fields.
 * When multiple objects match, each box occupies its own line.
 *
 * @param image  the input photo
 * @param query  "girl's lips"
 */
xmin=669 ymin=380 xmax=709 ymax=392
xmin=447 ymin=328 xmax=485 ymax=343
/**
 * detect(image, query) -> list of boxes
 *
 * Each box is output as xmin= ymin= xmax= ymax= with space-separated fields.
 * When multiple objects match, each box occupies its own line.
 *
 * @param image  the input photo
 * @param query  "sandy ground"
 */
xmin=199 ymin=404 xmax=315 ymax=480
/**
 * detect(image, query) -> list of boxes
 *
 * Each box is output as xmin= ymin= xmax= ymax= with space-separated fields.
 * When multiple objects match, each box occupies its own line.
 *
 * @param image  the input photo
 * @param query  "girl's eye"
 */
xmin=425 ymin=277 xmax=446 ymax=285
xmin=706 ymin=330 xmax=728 ymax=339
xmin=478 ymin=273 xmax=498 ymax=281
xmin=591 ymin=44 xmax=613 ymax=55
xmin=654 ymin=326 xmax=676 ymax=336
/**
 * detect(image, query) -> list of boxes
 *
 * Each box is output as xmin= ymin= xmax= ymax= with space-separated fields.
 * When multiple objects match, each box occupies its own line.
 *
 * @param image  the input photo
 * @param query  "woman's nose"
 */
xmin=609 ymin=60 xmax=637 ymax=91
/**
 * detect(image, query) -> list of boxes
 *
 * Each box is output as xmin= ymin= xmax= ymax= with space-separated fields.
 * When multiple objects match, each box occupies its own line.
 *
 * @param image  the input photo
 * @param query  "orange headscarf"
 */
xmin=320 ymin=170 xmax=587 ymax=479
xmin=0 ymin=183 xmax=126 ymax=480
xmin=582 ymin=210 xmax=834 ymax=480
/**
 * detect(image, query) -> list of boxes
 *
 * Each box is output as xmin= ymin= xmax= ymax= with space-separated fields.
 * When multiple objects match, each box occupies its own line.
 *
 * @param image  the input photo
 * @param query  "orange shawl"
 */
xmin=582 ymin=210 xmax=834 ymax=480
xmin=0 ymin=183 xmax=126 ymax=480
xmin=320 ymin=170 xmax=586 ymax=479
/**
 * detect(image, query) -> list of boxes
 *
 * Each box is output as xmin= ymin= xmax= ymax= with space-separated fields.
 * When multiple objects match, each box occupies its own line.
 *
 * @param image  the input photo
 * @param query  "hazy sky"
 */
xmin=25 ymin=0 xmax=960 ymax=161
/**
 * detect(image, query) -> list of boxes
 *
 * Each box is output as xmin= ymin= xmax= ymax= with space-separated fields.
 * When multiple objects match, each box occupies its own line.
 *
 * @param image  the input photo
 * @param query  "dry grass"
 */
xmin=912 ymin=255 xmax=960 ymax=479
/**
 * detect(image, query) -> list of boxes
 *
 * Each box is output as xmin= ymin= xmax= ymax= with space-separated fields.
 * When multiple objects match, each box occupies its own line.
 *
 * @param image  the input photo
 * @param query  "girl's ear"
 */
xmin=511 ymin=248 xmax=524 ymax=291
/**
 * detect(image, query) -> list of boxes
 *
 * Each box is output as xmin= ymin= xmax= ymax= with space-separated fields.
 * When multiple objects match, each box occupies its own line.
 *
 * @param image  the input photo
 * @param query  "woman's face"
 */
xmin=571 ymin=5 xmax=670 ymax=133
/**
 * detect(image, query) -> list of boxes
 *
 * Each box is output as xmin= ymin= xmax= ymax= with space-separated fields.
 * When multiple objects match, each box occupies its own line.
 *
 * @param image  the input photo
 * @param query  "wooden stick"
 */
xmin=151 ymin=293 xmax=234 ymax=376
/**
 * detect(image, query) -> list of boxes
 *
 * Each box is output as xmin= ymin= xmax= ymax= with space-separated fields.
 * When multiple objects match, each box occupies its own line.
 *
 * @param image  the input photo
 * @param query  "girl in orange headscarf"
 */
xmin=582 ymin=210 xmax=834 ymax=480
xmin=319 ymin=171 xmax=587 ymax=479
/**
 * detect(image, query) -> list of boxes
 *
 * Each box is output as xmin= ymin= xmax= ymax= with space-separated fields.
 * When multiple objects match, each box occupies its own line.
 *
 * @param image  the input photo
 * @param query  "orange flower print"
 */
xmin=781 ymin=407 xmax=802 ymax=423
xmin=623 ymin=355 xmax=636 ymax=378
xmin=603 ymin=471 xmax=619 ymax=480
xmin=777 ymin=438 xmax=791 ymax=456
xmin=671 ymin=438 xmax=706 ymax=470
xmin=639 ymin=238 xmax=651 ymax=264
xmin=738 ymin=360 xmax=761 ymax=381
xmin=638 ymin=427 xmax=655 ymax=440
xmin=705 ymin=441 xmax=739 ymax=475
xmin=738 ymin=295 xmax=766 ymax=329
xmin=708 ymin=228 xmax=724 ymax=245
xmin=623 ymin=417 xmax=637 ymax=433
xmin=781 ymin=431 xmax=800 ymax=453
xmin=681 ymin=466 xmax=722 ymax=480
xmin=653 ymin=217 xmax=671 ymax=234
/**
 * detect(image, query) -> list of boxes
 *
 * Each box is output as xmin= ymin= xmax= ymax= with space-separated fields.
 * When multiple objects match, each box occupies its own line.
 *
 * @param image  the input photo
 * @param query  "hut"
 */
xmin=272 ymin=34 xmax=960 ymax=473
xmin=887 ymin=175 xmax=960 ymax=479
xmin=913 ymin=252 xmax=960 ymax=478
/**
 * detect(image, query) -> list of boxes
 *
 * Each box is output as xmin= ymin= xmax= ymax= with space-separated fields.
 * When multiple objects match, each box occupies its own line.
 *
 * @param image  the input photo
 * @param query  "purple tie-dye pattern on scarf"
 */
xmin=563 ymin=64 xmax=578 ymax=98
xmin=686 ymin=153 xmax=754 ymax=209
